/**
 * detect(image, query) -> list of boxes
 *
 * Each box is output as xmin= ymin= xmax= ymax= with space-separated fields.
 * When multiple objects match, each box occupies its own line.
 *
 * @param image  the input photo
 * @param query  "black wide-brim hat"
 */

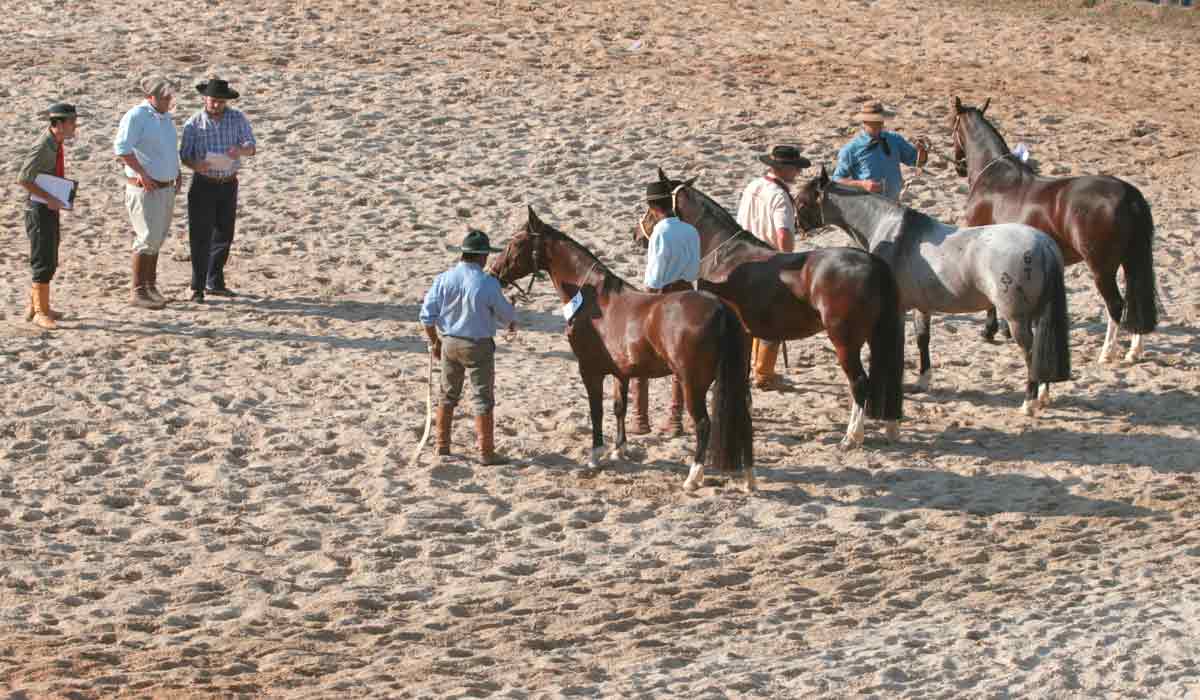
xmin=645 ymin=181 xmax=674 ymax=202
xmin=196 ymin=78 xmax=240 ymax=100
xmin=455 ymin=229 xmax=502 ymax=254
xmin=40 ymin=102 xmax=81 ymax=120
xmin=758 ymin=144 xmax=811 ymax=169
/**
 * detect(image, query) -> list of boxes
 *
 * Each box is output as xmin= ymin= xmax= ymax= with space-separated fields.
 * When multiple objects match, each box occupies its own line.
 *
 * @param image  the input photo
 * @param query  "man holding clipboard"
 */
xmin=17 ymin=102 xmax=79 ymax=330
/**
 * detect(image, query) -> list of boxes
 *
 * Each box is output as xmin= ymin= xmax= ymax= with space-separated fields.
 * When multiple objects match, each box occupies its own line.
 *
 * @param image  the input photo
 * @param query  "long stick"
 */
xmin=782 ymin=340 xmax=789 ymax=369
xmin=408 ymin=350 xmax=434 ymax=467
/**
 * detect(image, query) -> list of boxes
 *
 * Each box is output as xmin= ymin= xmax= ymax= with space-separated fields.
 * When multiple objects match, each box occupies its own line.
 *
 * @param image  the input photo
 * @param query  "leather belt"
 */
xmin=197 ymin=173 xmax=238 ymax=184
xmin=128 ymin=177 xmax=175 ymax=188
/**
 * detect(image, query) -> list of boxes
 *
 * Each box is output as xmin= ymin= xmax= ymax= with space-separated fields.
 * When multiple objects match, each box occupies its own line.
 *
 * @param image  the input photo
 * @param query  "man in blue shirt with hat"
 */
xmin=420 ymin=229 xmax=517 ymax=465
xmin=833 ymin=101 xmax=928 ymax=201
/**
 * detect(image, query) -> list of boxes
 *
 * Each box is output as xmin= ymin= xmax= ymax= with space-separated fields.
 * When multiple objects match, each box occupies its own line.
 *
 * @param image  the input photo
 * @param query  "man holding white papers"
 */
xmin=17 ymin=102 xmax=79 ymax=330
xmin=115 ymin=77 xmax=181 ymax=310
xmin=180 ymin=78 xmax=257 ymax=303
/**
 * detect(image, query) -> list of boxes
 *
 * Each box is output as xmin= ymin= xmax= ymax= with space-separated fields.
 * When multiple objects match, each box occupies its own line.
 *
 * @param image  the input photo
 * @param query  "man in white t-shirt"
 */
xmin=735 ymin=144 xmax=810 ymax=390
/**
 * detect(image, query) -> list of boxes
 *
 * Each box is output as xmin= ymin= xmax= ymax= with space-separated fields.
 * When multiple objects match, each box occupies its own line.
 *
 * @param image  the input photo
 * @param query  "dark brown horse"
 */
xmin=491 ymin=206 xmax=754 ymax=493
xmin=639 ymin=169 xmax=905 ymax=449
xmin=951 ymin=97 xmax=1158 ymax=363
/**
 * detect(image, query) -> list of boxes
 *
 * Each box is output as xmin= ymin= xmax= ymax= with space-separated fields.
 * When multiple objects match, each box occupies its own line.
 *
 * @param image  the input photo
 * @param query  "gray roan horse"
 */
xmin=644 ymin=169 xmax=904 ymax=448
xmin=794 ymin=167 xmax=1071 ymax=416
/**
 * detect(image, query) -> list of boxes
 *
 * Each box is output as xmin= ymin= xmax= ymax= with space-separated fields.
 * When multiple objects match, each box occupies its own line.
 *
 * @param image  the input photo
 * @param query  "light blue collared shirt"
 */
xmin=644 ymin=217 xmax=700 ymax=290
xmin=833 ymin=130 xmax=919 ymax=201
xmin=113 ymin=101 xmax=180 ymax=181
xmin=420 ymin=262 xmax=515 ymax=339
xmin=180 ymin=108 xmax=256 ymax=178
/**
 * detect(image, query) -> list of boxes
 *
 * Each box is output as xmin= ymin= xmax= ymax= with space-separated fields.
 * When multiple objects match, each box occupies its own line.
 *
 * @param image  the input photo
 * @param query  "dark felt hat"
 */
xmin=41 ymin=102 xmax=80 ymax=120
xmin=645 ymin=181 xmax=674 ymax=202
xmin=456 ymin=229 xmax=502 ymax=254
xmin=196 ymin=78 xmax=240 ymax=100
xmin=758 ymin=144 xmax=811 ymax=169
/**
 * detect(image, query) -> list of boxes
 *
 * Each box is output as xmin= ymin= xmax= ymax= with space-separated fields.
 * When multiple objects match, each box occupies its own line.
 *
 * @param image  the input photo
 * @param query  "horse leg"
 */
xmin=582 ymin=373 xmax=606 ymax=468
xmin=610 ymin=377 xmax=629 ymax=461
xmin=913 ymin=310 xmax=933 ymax=392
xmin=835 ymin=343 xmax=869 ymax=450
xmin=682 ymin=378 xmax=710 ymax=493
xmin=1094 ymin=271 xmax=1125 ymax=364
xmin=1010 ymin=318 xmax=1040 ymax=417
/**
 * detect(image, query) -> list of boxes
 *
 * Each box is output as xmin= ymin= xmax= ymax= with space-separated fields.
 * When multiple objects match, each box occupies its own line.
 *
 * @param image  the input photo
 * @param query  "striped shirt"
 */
xmin=179 ymin=107 xmax=256 ymax=178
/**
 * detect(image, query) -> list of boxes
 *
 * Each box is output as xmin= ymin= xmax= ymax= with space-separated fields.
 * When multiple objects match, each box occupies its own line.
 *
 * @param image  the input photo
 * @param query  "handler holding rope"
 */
xmin=420 ymin=229 xmax=517 ymax=465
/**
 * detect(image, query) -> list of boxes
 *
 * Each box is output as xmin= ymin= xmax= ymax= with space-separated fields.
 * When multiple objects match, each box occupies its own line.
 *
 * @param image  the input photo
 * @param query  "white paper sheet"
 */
xmin=30 ymin=174 xmax=76 ymax=210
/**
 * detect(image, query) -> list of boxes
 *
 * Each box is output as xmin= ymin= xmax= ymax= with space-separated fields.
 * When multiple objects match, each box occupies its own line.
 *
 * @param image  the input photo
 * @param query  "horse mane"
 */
xmin=679 ymin=182 xmax=776 ymax=252
xmin=532 ymin=219 xmax=630 ymax=294
xmin=962 ymin=107 xmax=1040 ymax=176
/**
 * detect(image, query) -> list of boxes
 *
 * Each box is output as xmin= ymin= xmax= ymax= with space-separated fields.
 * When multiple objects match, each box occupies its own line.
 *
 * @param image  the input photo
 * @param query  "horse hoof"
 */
xmin=1021 ymin=400 xmax=1039 ymax=418
xmin=1037 ymin=385 xmax=1052 ymax=406
xmin=1097 ymin=346 xmax=1118 ymax=364
xmin=884 ymin=421 xmax=900 ymax=441
xmin=1124 ymin=348 xmax=1143 ymax=363
xmin=839 ymin=437 xmax=862 ymax=451
xmin=740 ymin=476 xmax=757 ymax=494
xmin=914 ymin=372 xmax=931 ymax=393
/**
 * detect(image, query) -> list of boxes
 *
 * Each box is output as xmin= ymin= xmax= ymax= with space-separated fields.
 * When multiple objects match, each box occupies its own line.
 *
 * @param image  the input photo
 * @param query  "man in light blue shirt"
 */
xmin=421 ymin=230 xmax=517 ymax=465
xmin=833 ymin=101 xmax=928 ymax=201
xmin=632 ymin=180 xmax=701 ymax=436
xmin=114 ymin=77 xmax=182 ymax=310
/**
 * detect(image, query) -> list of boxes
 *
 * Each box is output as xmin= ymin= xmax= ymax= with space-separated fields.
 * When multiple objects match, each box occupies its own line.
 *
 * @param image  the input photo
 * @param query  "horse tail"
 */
xmin=707 ymin=304 xmax=753 ymax=475
xmin=1118 ymin=186 xmax=1158 ymax=334
xmin=1032 ymin=241 xmax=1072 ymax=384
xmin=866 ymin=261 xmax=904 ymax=421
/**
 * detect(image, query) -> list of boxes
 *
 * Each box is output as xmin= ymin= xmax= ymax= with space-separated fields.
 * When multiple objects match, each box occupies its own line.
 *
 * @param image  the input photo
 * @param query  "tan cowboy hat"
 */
xmin=853 ymin=101 xmax=896 ymax=123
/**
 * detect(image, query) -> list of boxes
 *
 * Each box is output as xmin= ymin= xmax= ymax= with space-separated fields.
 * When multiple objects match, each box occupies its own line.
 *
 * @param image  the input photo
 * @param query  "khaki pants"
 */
xmin=125 ymin=185 xmax=176 ymax=254
xmin=440 ymin=336 xmax=496 ymax=416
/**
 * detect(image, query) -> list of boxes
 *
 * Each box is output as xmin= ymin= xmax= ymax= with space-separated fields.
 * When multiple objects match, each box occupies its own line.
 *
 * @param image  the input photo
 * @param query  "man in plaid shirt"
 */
xmin=179 ymin=77 xmax=257 ymax=302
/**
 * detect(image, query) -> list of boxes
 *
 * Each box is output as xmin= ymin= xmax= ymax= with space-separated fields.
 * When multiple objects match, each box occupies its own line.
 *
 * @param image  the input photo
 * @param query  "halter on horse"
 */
xmin=492 ymin=206 xmax=755 ymax=493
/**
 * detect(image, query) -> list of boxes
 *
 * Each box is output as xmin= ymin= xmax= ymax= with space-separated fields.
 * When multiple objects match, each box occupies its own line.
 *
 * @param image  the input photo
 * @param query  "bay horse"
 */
xmin=640 ymin=169 xmax=905 ymax=449
xmin=951 ymin=97 xmax=1158 ymax=363
xmin=491 ymin=206 xmax=755 ymax=493
xmin=794 ymin=167 xmax=1071 ymax=416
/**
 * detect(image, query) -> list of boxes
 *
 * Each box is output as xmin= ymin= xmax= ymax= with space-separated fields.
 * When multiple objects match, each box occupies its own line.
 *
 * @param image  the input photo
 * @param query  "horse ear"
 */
xmin=819 ymin=164 xmax=830 ymax=186
xmin=684 ymin=177 xmax=697 ymax=188
xmin=526 ymin=205 xmax=542 ymax=231
xmin=953 ymin=96 xmax=963 ymax=113
xmin=981 ymin=97 xmax=990 ymax=114
xmin=657 ymin=166 xmax=670 ymax=183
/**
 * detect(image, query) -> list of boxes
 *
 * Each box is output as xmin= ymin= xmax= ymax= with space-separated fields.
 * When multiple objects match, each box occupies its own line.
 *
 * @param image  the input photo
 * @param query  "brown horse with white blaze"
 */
xmin=642 ymin=169 xmax=905 ymax=449
xmin=491 ymin=206 xmax=754 ymax=493
xmin=951 ymin=97 xmax=1158 ymax=363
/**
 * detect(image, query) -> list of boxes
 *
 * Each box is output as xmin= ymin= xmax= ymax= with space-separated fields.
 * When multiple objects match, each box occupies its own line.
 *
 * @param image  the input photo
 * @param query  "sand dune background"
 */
xmin=1 ymin=0 xmax=1198 ymax=697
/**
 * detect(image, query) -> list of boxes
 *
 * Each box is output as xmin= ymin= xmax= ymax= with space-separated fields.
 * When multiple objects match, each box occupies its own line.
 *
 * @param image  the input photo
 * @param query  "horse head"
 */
xmin=633 ymin=167 xmax=698 ymax=247
xmin=793 ymin=165 xmax=832 ymax=234
xmin=951 ymin=96 xmax=990 ymax=178
xmin=491 ymin=205 xmax=548 ymax=292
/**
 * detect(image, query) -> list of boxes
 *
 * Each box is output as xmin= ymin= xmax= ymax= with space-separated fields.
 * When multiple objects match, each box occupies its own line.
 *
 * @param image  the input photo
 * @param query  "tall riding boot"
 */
xmin=658 ymin=378 xmax=684 ymax=437
xmin=753 ymin=340 xmax=782 ymax=390
xmin=145 ymin=253 xmax=167 ymax=305
xmin=476 ymin=412 xmax=509 ymax=466
xmin=630 ymin=378 xmax=651 ymax=435
xmin=31 ymin=283 xmax=57 ymax=330
xmin=131 ymin=253 xmax=163 ymax=309
xmin=435 ymin=405 xmax=453 ymax=456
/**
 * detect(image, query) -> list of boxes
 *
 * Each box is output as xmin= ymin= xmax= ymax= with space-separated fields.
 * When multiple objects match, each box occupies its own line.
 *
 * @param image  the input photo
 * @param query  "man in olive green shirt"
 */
xmin=17 ymin=103 xmax=78 ymax=330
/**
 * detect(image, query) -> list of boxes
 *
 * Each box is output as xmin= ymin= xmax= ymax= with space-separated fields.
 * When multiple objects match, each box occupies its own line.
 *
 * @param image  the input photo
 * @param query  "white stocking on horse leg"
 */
xmin=915 ymin=369 xmax=932 ymax=392
xmin=840 ymin=402 xmax=866 ymax=450
xmin=1037 ymin=383 xmax=1051 ymax=407
xmin=1098 ymin=317 xmax=1120 ymax=364
xmin=1125 ymin=333 xmax=1145 ymax=363
xmin=588 ymin=445 xmax=605 ymax=469
xmin=683 ymin=462 xmax=705 ymax=492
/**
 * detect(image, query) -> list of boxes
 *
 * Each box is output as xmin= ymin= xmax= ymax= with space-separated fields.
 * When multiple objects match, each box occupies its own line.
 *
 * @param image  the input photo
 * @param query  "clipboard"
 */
xmin=30 ymin=173 xmax=77 ymax=210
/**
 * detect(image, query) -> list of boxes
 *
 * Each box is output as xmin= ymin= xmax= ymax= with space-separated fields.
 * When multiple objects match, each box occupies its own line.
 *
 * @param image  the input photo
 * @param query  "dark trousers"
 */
xmin=26 ymin=204 xmax=60 ymax=283
xmin=187 ymin=175 xmax=238 ymax=291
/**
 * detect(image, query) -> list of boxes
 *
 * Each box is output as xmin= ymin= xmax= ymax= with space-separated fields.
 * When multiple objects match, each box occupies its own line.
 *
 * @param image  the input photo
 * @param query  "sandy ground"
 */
xmin=2 ymin=0 xmax=1199 ymax=697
